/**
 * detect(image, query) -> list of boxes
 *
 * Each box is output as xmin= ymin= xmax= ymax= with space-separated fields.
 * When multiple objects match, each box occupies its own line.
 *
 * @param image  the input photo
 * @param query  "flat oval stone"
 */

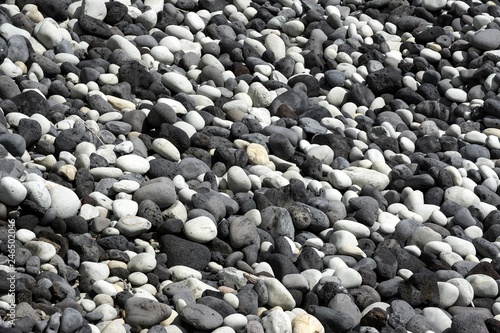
xmin=466 ymin=274 xmax=499 ymax=298
xmin=444 ymin=186 xmax=480 ymax=207
xmin=169 ymin=265 xmax=202 ymax=281
xmin=16 ymin=229 xmax=36 ymax=243
xmin=264 ymin=278 xmax=296 ymax=311
xmin=328 ymin=170 xmax=352 ymax=189
xmin=292 ymin=313 xmax=325 ymax=333
xmin=162 ymin=72 xmax=194 ymax=94
xmin=124 ymin=297 xmax=172 ymax=328
xmin=282 ymin=20 xmax=305 ymax=37
xmin=127 ymin=252 xmax=157 ymax=273
xmin=24 ymin=240 xmax=56 ymax=262
xmin=265 ymin=33 xmax=286 ymax=60
xmin=445 ymin=88 xmax=467 ymax=103
xmin=112 ymin=199 xmax=139 ymax=218
xmin=115 ymin=155 xmax=150 ymax=174
xmin=152 ymin=138 xmax=181 ymax=161
xmin=306 ymin=146 xmax=334 ymax=165
xmin=0 ymin=176 xmax=27 ymax=206
xmin=471 ymin=29 xmax=500 ymax=51
xmin=183 ymin=216 xmax=217 ymax=243
xmin=180 ymin=303 xmax=224 ymax=330
xmin=227 ymin=166 xmax=252 ymax=193
xmin=333 ymin=220 xmax=370 ymax=238
xmin=89 ymin=167 xmax=124 ymax=180
xmin=106 ymin=34 xmax=141 ymax=60
xmin=342 ymin=167 xmax=390 ymax=190
xmin=93 ymin=280 xmax=118 ymax=296
xmin=112 ymin=180 xmax=141 ymax=193
xmin=224 ymin=313 xmax=248 ymax=331
xmin=133 ymin=177 xmax=177 ymax=209
xmin=115 ymin=216 xmax=152 ymax=237
xmin=128 ymin=272 xmax=149 ymax=285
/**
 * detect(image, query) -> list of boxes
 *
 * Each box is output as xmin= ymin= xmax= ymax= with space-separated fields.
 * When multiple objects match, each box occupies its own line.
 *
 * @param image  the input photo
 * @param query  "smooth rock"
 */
xmin=179 ymin=303 xmax=224 ymax=330
xmin=125 ymin=297 xmax=172 ymax=328
xmin=0 ymin=176 xmax=27 ymax=206
xmin=183 ymin=216 xmax=217 ymax=243
xmin=342 ymin=167 xmax=390 ymax=190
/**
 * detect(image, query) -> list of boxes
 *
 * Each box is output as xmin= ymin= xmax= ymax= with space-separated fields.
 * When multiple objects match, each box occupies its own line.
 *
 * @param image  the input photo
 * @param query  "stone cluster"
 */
xmin=2 ymin=0 xmax=500 ymax=333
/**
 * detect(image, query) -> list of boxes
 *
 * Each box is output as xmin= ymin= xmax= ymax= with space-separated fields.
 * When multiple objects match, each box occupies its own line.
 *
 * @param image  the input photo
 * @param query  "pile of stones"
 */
xmin=3 ymin=0 xmax=500 ymax=332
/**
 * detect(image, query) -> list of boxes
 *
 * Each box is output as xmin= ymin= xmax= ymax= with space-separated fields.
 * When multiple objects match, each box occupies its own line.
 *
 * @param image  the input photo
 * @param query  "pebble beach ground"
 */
xmin=3 ymin=0 xmax=500 ymax=332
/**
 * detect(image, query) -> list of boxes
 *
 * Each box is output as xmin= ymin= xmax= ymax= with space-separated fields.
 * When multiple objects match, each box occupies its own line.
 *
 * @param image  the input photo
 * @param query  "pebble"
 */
xmin=342 ymin=167 xmax=390 ymax=190
xmin=450 ymin=312 xmax=490 ymax=333
xmin=92 ymin=304 xmax=118 ymax=321
xmin=115 ymin=216 xmax=152 ymax=237
xmin=152 ymin=138 xmax=181 ymax=162
xmin=264 ymin=278 xmax=296 ymax=310
xmin=162 ymin=72 xmax=195 ymax=94
xmin=227 ymin=166 xmax=252 ymax=193
xmin=169 ymin=265 xmax=202 ymax=281
xmin=106 ymin=35 xmax=141 ymax=60
xmin=437 ymin=281 xmax=460 ymax=308
xmin=0 ymin=176 xmax=27 ymax=206
xmin=133 ymin=177 xmax=177 ymax=209
xmin=180 ymin=303 xmax=224 ymax=330
xmin=445 ymin=88 xmax=467 ymax=103
xmin=128 ymin=272 xmax=149 ymax=286
xmin=112 ymin=199 xmax=139 ymax=218
xmin=60 ymin=308 xmax=84 ymax=333
xmin=125 ymin=297 xmax=172 ymax=328
xmin=127 ymin=253 xmax=157 ymax=273
xmin=262 ymin=309 xmax=292 ymax=333
xmin=183 ymin=216 xmax=218 ymax=243
xmin=292 ymin=313 xmax=325 ymax=333
xmin=24 ymin=241 xmax=56 ymax=262
xmin=444 ymin=236 xmax=476 ymax=257
xmin=466 ymin=274 xmax=498 ymax=298
xmin=115 ymin=155 xmax=150 ymax=174
xmin=80 ymin=262 xmax=110 ymax=281
xmin=48 ymin=183 xmax=81 ymax=219
xmin=446 ymin=278 xmax=474 ymax=306
xmin=471 ymin=29 xmax=500 ymax=51
xmin=93 ymin=280 xmax=118 ymax=297
xmin=444 ymin=186 xmax=481 ymax=207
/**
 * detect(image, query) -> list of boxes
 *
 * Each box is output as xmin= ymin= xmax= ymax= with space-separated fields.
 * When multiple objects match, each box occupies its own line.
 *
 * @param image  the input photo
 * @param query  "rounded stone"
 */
xmin=446 ymin=278 xmax=474 ymax=306
xmin=124 ymin=297 xmax=172 ymax=328
xmin=183 ymin=216 xmax=218 ymax=243
xmin=437 ymin=281 xmax=460 ymax=308
xmin=180 ymin=303 xmax=224 ymax=330
xmin=80 ymin=262 xmax=111 ymax=281
xmin=115 ymin=155 xmax=150 ymax=174
xmin=127 ymin=253 xmax=157 ymax=273
xmin=24 ymin=241 xmax=56 ymax=262
xmin=227 ymin=166 xmax=252 ymax=193
xmin=112 ymin=199 xmax=139 ymax=218
xmin=466 ymin=274 xmax=499 ymax=298
xmin=264 ymin=278 xmax=296 ymax=311
xmin=162 ymin=72 xmax=194 ymax=94
xmin=49 ymin=184 xmax=81 ymax=219
xmin=115 ymin=216 xmax=152 ymax=237
xmin=0 ymin=176 xmax=27 ymax=206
